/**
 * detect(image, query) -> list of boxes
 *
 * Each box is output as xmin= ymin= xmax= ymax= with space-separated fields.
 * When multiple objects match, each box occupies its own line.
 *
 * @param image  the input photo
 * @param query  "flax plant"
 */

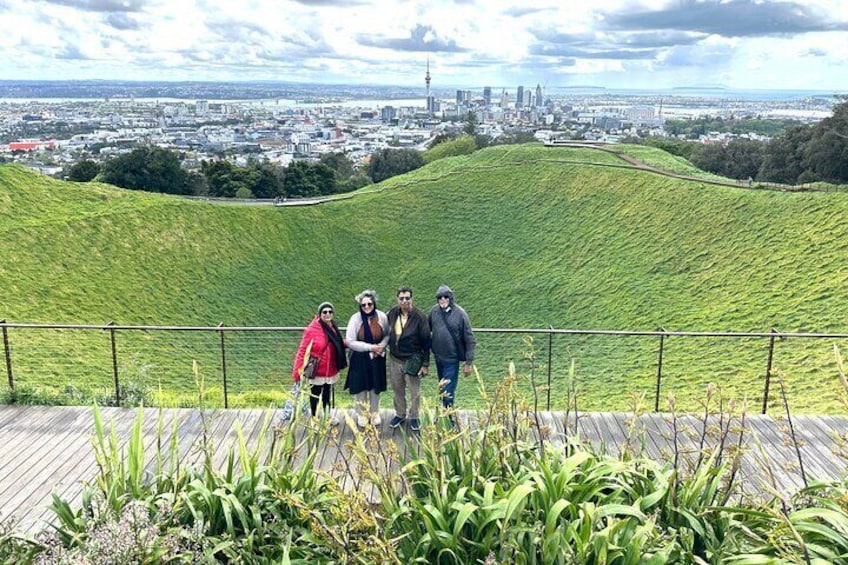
xmin=16 ymin=356 xmax=848 ymax=563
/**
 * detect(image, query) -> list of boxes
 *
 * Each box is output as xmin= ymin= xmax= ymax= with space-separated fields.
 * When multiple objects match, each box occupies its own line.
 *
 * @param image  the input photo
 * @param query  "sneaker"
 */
xmin=329 ymin=414 xmax=340 ymax=426
xmin=357 ymin=414 xmax=369 ymax=428
xmin=389 ymin=415 xmax=406 ymax=429
xmin=371 ymin=413 xmax=382 ymax=427
xmin=408 ymin=418 xmax=421 ymax=431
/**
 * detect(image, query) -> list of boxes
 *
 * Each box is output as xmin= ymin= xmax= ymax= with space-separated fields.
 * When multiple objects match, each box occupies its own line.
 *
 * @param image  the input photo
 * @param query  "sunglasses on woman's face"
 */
xmin=361 ymin=302 xmax=374 ymax=307
xmin=321 ymin=309 xmax=333 ymax=315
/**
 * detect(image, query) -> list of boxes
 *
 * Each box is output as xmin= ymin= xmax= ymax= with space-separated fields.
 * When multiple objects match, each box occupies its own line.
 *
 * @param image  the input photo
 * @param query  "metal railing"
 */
xmin=1 ymin=321 xmax=847 ymax=413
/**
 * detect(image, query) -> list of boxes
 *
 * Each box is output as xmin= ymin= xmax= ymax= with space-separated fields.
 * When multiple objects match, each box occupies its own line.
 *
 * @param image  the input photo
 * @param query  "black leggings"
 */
xmin=309 ymin=383 xmax=333 ymax=416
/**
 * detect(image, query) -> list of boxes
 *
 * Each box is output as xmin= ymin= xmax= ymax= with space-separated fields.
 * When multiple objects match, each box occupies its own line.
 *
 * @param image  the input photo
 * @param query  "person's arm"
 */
xmin=292 ymin=333 xmax=308 ymax=382
xmin=419 ymin=312 xmax=431 ymax=373
xmin=374 ymin=311 xmax=390 ymax=354
xmin=461 ymin=310 xmax=476 ymax=368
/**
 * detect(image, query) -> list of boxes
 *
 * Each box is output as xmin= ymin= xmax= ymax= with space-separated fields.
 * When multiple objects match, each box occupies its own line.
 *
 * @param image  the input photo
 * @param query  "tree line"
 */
xmin=640 ymin=97 xmax=848 ymax=185
xmin=67 ymin=146 xmax=427 ymax=198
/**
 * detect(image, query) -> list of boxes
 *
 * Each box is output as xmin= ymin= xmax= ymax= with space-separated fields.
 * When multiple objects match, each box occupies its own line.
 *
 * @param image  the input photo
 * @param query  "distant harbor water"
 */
xmin=549 ymin=87 xmax=843 ymax=101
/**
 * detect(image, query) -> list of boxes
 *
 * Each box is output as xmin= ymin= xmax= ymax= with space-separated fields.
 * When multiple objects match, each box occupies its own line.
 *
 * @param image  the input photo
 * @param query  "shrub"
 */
xmin=6 ymin=360 xmax=848 ymax=563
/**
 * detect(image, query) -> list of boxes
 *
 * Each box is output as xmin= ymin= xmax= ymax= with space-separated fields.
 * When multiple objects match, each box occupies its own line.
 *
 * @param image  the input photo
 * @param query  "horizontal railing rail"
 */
xmin=1 ymin=321 xmax=846 ymax=414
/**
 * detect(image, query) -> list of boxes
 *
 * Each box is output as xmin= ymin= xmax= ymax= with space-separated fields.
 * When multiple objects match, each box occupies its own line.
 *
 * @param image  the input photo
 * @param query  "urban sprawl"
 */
xmin=0 ymin=78 xmax=837 ymax=179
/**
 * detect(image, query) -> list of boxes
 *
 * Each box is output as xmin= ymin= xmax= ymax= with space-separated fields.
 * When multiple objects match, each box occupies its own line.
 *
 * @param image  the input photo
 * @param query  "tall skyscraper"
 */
xmin=483 ymin=86 xmax=492 ymax=106
xmin=456 ymin=90 xmax=464 ymax=105
xmin=516 ymin=86 xmax=524 ymax=108
xmin=425 ymin=57 xmax=432 ymax=116
xmin=536 ymin=84 xmax=543 ymax=108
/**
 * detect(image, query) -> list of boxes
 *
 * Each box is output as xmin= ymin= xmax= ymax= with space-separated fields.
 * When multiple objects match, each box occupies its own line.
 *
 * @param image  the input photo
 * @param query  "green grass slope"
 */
xmin=2 ymin=144 xmax=848 ymax=411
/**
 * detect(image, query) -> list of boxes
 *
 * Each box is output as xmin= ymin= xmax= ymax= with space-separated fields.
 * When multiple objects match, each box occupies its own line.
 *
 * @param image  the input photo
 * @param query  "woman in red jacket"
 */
xmin=292 ymin=301 xmax=347 ymax=424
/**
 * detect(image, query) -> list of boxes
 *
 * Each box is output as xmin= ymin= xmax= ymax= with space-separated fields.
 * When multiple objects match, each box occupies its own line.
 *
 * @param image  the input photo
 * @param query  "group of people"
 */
xmin=291 ymin=285 xmax=476 ymax=431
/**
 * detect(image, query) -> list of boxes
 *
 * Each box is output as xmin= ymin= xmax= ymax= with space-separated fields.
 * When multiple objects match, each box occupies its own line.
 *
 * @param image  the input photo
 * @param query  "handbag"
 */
xmin=297 ymin=339 xmax=321 ymax=380
xmin=302 ymin=354 xmax=320 ymax=379
xmin=403 ymin=352 xmax=424 ymax=376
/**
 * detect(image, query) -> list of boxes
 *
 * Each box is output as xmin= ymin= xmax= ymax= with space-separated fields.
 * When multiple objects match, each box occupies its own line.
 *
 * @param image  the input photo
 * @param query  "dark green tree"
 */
xmin=67 ymin=160 xmax=100 ymax=182
xmin=802 ymin=101 xmax=848 ymax=183
xmin=367 ymin=148 xmax=425 ymax=183
xmin=247 ymin=163 xmax=284 ymax=198
xmin=759 ymin=125 xmax=814 ymax=184
xmin=202 ymin=160 xmax=245 ymax=197
xmin=723 ymin=140 xmax=765 ymax=180
xmin=463 ymin=111 xmax=477 ymax=136
xmin=284 ymin=161 xmax=337 ymax=197
xmin=101 ymin=147 xmax=187 ymax=194
xmin=319 ymin=152 xmax=355 ymax=181
xmin=690 ymin=140 xmax=764 ymax=181
xmin=182 ymin=171 xmax=208 ymax=196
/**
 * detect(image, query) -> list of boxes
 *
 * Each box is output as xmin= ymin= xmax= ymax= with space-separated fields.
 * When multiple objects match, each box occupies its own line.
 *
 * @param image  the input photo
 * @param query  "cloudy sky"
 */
xmin=2 ymin=0 xmax=847 ymax=90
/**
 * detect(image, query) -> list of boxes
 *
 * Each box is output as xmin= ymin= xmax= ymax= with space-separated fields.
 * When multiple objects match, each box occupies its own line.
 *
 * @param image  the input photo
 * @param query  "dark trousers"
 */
xmin=309 ymin=383 xmax=332 ymax=416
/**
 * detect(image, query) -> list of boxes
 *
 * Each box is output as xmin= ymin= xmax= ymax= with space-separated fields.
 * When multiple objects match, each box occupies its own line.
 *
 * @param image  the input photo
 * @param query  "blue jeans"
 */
xmin=435 ymin=359 xmax=459 ymax=408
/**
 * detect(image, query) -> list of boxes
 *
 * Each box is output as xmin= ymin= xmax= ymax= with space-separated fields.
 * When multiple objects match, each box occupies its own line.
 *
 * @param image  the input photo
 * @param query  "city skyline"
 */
xmin=2 ymin=1 xmax=848 ymax=91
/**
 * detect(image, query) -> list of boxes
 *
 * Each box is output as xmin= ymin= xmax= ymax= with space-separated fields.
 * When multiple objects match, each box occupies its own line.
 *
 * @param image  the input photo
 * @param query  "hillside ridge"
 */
xmin=3 ymin=143 xmax=848 ymax=410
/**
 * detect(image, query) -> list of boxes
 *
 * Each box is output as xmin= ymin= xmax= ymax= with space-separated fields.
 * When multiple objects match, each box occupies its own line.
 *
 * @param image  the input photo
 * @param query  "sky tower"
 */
xmin=425 ymin=57 xmax=432 ymax=115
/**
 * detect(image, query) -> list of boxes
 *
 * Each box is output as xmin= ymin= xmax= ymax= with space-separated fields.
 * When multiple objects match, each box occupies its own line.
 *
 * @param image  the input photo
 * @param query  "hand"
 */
xmin=372 ymin=344 xmax=384 ymax=356
xmin=463 ymin=364 xmax=473 ymax=376
xmin=420 ymin=366 xmax=429 ymax=377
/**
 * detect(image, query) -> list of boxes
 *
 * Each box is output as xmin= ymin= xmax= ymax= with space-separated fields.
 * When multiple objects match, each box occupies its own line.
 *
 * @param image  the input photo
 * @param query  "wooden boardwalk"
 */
xmin=1 ymin=405 xmax=847 ymax=533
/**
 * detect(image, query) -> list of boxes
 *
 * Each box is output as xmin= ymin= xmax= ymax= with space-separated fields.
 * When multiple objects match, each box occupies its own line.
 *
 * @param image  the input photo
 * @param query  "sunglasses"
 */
xmin=321 ymin=309 xmax=334 ymax=314
xmin=437 ymin=295 xmax=450 ymax=299
xmin=398 ymin=296 xmax=412 ymax=302
xmin=361 ymin=302 xmax=374 ymax=307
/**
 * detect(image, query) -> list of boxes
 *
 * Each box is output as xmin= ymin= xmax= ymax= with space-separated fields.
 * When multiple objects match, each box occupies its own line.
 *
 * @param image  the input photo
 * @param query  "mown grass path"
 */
xmin=189 ymin=141 xmax=813 ymax=210
xmin=1 ymin=405 xmax=845 ymax=534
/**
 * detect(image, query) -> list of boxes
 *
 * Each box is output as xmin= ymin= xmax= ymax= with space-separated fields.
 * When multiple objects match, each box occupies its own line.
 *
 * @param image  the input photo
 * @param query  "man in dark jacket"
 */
xmin=386 ymin=286 xmax=431 ymax=431
xmin=428 ymin=284 xmax=476 ymax=412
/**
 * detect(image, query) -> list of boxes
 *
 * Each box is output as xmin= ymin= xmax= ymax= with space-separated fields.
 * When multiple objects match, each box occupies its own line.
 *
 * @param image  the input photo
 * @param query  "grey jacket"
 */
xmin=428 ymin=285 xmax=476 ymax=365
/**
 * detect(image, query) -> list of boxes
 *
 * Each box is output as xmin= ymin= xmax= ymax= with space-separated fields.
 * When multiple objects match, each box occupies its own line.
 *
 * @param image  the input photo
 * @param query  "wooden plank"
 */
xmin=787 ymin=416 xmax=847 ymax=479
xmin=0 ymin=406 xmax=66 ymax=477
xmin=745 ymin=416 xmax=806 ymax=494
xmin=0 ymin=405 xmax=38 ymax=428
xmin=0 ymin=407 xmax=94 ymax=517
xmin=22 ymin=406 xmax=163 ymax=532
xmin=633 ymin=413 xmax=674 ymax=463
xmin=4 ymin=406 xmax=848 ymax=535
xmin=598 ymin=412 xmax=630 ymax=458
xmin=806 ymin=415 xmax=848 ymax=472
xmin=574 ymin=412 xmax=605 ymax=453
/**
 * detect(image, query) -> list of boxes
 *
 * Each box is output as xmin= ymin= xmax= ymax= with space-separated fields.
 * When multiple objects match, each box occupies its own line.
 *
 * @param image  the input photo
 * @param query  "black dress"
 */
xmin=344 ymin=313 xmax=388 ymax=395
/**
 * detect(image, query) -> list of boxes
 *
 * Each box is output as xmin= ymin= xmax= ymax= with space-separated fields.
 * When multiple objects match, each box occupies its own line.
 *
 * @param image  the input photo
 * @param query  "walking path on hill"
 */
xmin=1 ymin=405 xmax=846 ymax=534
xmin=186 ymin=143 xmax=820 ymax=209
xmin=547 ymin=141 xmax=796 ymax=191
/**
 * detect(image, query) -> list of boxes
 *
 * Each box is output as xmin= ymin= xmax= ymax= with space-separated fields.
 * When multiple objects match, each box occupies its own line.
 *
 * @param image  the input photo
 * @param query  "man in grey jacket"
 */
xmin=428 ymin=284 xmax=476 ymax=411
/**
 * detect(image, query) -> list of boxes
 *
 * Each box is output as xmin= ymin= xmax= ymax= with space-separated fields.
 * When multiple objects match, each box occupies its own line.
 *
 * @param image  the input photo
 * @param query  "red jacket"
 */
xmin=292 ymin=317 xmax=344 ymax=382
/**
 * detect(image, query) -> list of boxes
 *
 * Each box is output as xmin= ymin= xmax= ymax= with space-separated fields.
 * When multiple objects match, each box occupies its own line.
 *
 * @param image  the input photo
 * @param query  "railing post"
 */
xmin=654 ymin=327 xmax=666 ymax=412
xmin=1 ymin=321 xmax=13 ymax=391
xmin=218 ymin=323 xmax=229 ymax=409
xmin=762 ymin=328 xmax=777 ymax=415
xmin=107 ymin=322 xmax=120 ymax=406
xmin=546 ymin=327 xmax=553 ymax=411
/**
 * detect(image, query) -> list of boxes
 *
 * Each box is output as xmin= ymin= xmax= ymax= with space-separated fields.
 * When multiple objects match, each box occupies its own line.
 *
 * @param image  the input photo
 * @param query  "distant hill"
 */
xmin=2 ymin=144 xmax=848 ymax=411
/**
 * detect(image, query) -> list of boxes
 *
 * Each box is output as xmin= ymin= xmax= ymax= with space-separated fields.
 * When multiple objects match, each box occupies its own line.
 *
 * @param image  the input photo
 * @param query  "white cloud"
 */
xmin=0 ymin=0 xmax=844 ymax=90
